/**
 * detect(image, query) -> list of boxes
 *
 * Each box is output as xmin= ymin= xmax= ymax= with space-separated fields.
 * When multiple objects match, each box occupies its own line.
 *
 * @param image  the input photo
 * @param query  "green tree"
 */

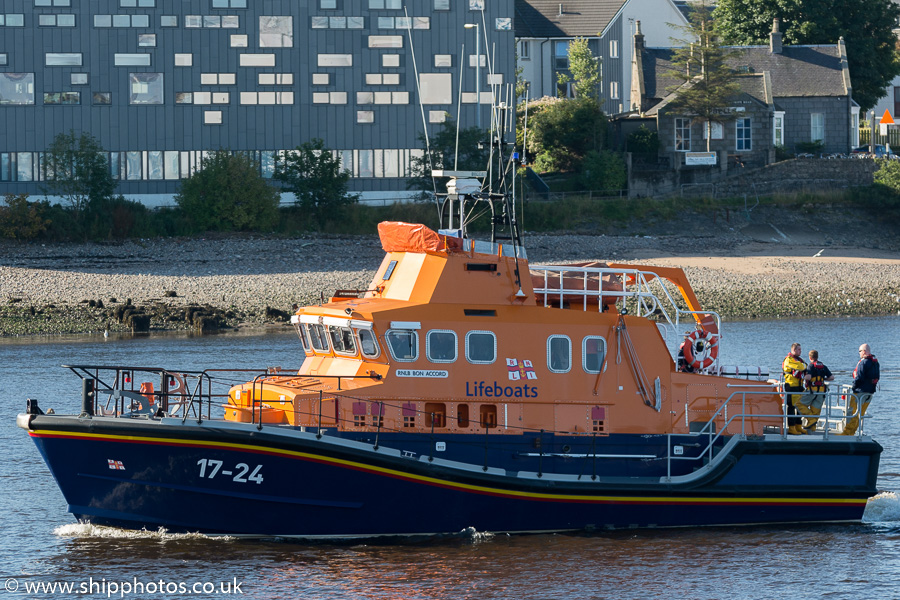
xmin=525 ymin=96 xmax=607 ymax=172
xmin=274 ymin=138 xmax=357 ymax=229
xmin=576 ymin=150 xmax=627 ymax=192
xmin=407 ymin=119 xmax=489 ymax=192
xmin=175 ymin=150 xmax=280 ymax=232
xmin=557 ymin=38 xmax=601 ymax=101
xmin=874 ymin=157 xmax=900 ymax=191
xmin=41 ymin=131 xmax=116 ymax=220
xmin=0 ymin=194 xmax=50 ymax=240
xmin=667 ymin=1 xmax=740 ymax=151
xmin=712 ymin=0 xmax=900 ymax=111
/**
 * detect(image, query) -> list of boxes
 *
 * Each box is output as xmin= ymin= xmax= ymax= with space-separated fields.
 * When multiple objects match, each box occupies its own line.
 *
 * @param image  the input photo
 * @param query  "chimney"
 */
xmin=558 ymin=3 xmax=564 ymax=16
xmin=769 ymin=18 xmax=782 ymax=54
xmin=634 ymin=20 xmax=644 ymax=52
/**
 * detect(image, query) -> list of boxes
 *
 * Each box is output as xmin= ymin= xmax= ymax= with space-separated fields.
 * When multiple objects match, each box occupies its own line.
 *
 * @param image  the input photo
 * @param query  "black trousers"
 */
xmin=784 ymin=384 xmax=804 ymax=427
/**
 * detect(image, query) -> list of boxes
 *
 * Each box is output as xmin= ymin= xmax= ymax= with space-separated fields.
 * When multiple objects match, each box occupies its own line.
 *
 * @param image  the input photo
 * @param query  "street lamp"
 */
xmin=464 ymin=22 xmax=480 ymax=128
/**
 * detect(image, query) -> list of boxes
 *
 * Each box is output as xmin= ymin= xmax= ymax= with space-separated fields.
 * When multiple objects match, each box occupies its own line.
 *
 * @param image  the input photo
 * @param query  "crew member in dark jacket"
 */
xmin=842 ymin=343 xmax=880 ymax=435
xmin=801 ymin=349 xmax=833 ymax=431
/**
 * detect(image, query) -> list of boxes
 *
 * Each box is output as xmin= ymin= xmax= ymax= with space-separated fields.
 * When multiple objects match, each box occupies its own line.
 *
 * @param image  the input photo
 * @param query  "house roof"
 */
xmin=514 ymin=0 xmax=626 ymax=38
xmin=645 ymin=73 xmax=772 ymax=116
xmin=640 ymin=44 xmax=849 ymax=106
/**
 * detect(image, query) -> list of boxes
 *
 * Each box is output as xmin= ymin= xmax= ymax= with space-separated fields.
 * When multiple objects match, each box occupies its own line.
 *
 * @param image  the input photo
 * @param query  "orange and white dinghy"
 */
xmin=18 ymin=174 xmax=882 ymax=539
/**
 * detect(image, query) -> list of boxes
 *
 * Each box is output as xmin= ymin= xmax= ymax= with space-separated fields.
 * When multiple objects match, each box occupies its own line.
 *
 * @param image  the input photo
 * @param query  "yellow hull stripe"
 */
xmin=31 ymin=429 xmax=868 ymax=506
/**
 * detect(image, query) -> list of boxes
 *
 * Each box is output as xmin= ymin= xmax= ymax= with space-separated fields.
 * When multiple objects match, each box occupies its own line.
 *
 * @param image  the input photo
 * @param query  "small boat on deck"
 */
xmin=18 ymin=177 xmax=882 ymax=538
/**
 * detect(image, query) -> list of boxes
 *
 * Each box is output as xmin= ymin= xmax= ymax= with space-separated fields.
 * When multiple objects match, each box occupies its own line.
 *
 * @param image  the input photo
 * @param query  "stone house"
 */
xmin=627 ymin=19 xmax=859 ymax=170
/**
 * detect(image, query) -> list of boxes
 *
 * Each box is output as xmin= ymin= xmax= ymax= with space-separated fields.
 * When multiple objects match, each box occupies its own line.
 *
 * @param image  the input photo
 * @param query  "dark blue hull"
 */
xmin=22 ymin=415 xmax=881 ymax=538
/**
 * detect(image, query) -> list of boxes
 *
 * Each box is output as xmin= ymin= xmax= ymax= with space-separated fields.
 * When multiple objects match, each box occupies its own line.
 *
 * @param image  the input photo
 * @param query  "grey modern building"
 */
xmin=0 ymin=0 xmax=515 ymax=205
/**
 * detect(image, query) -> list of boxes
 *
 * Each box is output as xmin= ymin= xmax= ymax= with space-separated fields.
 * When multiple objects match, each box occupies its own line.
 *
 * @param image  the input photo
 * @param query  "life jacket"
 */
xmin=807 ymin=360 xmax=829 ymax=392
xmin=853 ymin=355 xmax=880 ymax=392
xmin=782 ymin=354 xmax=807 ymax=388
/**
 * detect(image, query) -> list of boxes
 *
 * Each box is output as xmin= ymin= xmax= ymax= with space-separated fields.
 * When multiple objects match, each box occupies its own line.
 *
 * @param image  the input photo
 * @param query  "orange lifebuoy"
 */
xmin=682 ymin=329 xmax=719 ymax=370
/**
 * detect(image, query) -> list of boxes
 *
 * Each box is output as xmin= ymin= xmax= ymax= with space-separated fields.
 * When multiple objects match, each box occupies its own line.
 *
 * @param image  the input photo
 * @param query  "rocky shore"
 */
xmin=1 ymin=208 xmax=899 ymax=337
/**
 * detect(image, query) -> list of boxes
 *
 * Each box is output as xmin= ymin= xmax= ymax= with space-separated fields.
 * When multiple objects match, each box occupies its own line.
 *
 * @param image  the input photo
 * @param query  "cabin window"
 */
xmin=356 ymin=328 xmax=381 ymax=358
xmin=583 ymin=336 xmax=606 ymax=373
xmin=426 ymin=330 xmax=457 ymax=363
xmin=592 ymin=405 xmax=606 ymax=433
xmin=465 ymin=330 xmax=496 ymax=364
xmin=480 ymin=404 xmax=498 ymax=428
xmin=456 ymin=404 xmax=470 ymax=428
xmin=402 ymin=402 xmax=416 ymax=427
xmin=547 ymin=335 xmax=571 ymax=373
xmin=386 ymin=329 xmax=418 ymax=361
xmin=371 ymin=402 xmax=385 ymax=428
xmin=383 ymin=259 xmax=398 ymax=280
xmin=329 ymin=326 xmax=357 ymax=355
xmin=306 ymin=324 xmax=330 ymax=352
xmin=424 ymin=402 xmax=446 ymax=428
xmin=295 ymin=323 xmax=311 ymax=353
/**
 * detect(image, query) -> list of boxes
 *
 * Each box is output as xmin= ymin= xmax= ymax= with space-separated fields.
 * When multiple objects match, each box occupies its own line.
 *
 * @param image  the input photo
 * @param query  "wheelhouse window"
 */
xmin=295 ymin=322 xmax=311 ymax=353
xmin=329 ymin=326 xmax=357 ymax=356
xmin=583 ymin=336 xmax=606 ymax=373
xmin=736 ymin=117 xmax=752 ymax=151
xmin=386 ymin=329 xmax=418 ymax=361
xmin=547 ymin=335 xmax=571 ymax=373
xmin=356 ymin=328 xmax=380 ymax=358
xmin=675 ymin=118 xmax=691 ymax=151
xmin=465 ymin=331 xmax=496 ymax=364
xmin=426 ymin=330 xmax=457 ymax=363
xmin=306 ymin=323 xmax=330 ymax=352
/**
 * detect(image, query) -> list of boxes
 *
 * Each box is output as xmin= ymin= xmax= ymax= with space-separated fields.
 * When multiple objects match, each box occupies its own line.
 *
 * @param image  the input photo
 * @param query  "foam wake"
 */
xmin=863 ymin=491 xmax=900 ymax=522
xmin=53 ymin=523 xmax=232 ymax=541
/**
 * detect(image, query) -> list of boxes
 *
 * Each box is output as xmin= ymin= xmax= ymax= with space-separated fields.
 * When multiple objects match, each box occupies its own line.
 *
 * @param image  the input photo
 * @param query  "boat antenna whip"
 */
xmin=404 ymin=7 xmax=439 ymax=207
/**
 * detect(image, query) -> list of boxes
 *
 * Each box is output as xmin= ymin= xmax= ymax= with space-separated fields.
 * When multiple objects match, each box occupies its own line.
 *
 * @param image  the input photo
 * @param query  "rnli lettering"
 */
xmin=395 ymin=369 xmax=449 ymax=378
xmin=466 ymin=381 xmax=538 ymax=398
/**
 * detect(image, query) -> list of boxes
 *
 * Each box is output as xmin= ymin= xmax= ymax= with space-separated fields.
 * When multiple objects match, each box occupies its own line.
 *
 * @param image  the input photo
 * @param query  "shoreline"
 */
xmin=2 ymin=231 xmax=899 ymax=338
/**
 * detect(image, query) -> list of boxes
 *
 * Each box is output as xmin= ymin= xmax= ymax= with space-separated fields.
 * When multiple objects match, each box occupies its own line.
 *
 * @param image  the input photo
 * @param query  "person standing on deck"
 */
xmin=782 ymin=343 xmax=810 ymax=435
xmin=800 ymin=350 xmax=834 ymax=432
xmin=841 ymin=343 xmax=880 ymax=436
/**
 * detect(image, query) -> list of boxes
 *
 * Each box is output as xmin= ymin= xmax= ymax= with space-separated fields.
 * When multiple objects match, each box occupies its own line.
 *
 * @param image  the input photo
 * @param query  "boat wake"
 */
xmin=458 ymin=526 xmax=495 ymax=542
xmin=53 ymin=523 xmax=233 ymax=541
xmin=862 ymin=491 xmax=900 ymax=522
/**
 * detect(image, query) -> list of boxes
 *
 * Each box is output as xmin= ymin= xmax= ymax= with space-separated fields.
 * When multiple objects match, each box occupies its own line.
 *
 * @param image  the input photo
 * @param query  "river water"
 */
xmin=1 ymin=317 xmax=898 ymax=599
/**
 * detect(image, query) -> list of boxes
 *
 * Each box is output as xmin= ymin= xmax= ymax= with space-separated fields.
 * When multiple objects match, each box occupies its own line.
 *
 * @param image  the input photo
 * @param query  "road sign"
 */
xmin=881 ymin=109 xmax=895 ymax=125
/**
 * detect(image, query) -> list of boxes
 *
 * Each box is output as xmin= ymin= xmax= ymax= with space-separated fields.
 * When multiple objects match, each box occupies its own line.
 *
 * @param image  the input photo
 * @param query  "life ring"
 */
xmin=683 ymin=329 xmax=719 ymax=370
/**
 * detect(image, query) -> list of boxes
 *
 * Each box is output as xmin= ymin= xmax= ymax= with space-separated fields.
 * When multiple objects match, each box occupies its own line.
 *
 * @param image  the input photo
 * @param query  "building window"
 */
xmin=610 ymin=81 xmax=619 ymax=99
xmin=175 ymin=54 xmax=193 ymax=67
xmin=383 ymin=55 xmax=400 ymax=67
xmin=260 ymin=16 xmax=292 ymax=47
xmin=419 ymin=73 xmax=452 ymax=104
xmin=0 ymin=73 xmax=34 ymax=105
xmin=369 ymin=36 xmax=403 ymax=49
xmin=240 ymin=54 xmax=275 ymax=67
xmin=429 ymin=110 xmax=446 ymax=123
xmin=465 ymin=331 xmax=496 ymax=364
xmin=204 ymin=111 xmax=222 ymax=124
xmin=35 ymin=0 xmax=71 ymax=5
xmin=230 ymin=34 xmax=248 ymax=47
xmin=212 ymin=0 xmax=247 ymax=7
xmin=120 ymin=0 xmax=155 ymax=6
xmin=200 ymin=73 xmax=236 ymax=85
xmin=554 ymin=41 xmax=569 ymax=70
xmin=92 ymin=91 xmax=111 ymax=105
xmin=702 ymin=121 xmax=724 ymax=140
xmin=469 ymin=0 xmax=484 ymax=9
xmin=369 ymin=0 xmax=401 ymax=8
xmin=610 ymin=39 xmax=618 ymax=58
xmin=0 ymin=15 xmax=25 ymax=27
xmin=318 ymin=54 xmax=352 ymax=67
xmin=811 ymin=113 xmax=825 ymax=143
xmin=129 ymin=73 xmax=163 ymax=104
xmin=259 ymin=73 xmax=293 ymax=85
xmin=239 ymin=91 xmax=293 ymax=104
xmin=434 ymin=55 xmax=452 ymax=68
xmin=138 ymin=34 xmax=156 ymax=47
xmin=519 ymin=41 xmax=529 ymax=60
xmin=311 ymin=73 xmax=329 ymax=85
xmin=70 ymin=73 xmax=88 ymax=85
xmin=160 ymin=15 xmax=177 ymax=27
xmin=675 ymin=118 xmax=691 ymax=151
xmin=736 ymin=117 xmax=752 ymax=151
xmin=547 ymin=335 xmax=571 ymax=373
xmin=320 ymin=0 xmax=337 ymax=8
xmin=357 ymin=110 xmax=374 ymax=123
xmin=44 ymin=92 xmax=80 ymax=105
xmin=773 ymin=112 xmax=784 ymax=147
xmin=115 ymin=54 xmax=151 ymax=66
xmin=45 ymin=53 xmax=82 ymax=66
xmin=0 ymin=54 xmax=6 ymax=66
xmin=434 ymin=0 xmax=450 ymax=9
xmin=38 ymin=14 xmax=75 ymax=26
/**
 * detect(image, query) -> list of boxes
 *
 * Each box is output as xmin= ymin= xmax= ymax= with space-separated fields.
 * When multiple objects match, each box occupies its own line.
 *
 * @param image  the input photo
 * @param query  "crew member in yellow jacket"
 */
xmin=782 ymin=342 xmax=811 ymax=435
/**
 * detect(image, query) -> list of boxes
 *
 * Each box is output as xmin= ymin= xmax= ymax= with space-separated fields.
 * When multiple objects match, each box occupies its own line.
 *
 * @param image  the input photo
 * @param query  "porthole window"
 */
xmin=329 ymin=325 xmax=357 ymax=356
xmin=356 ymin=328 xmax=380 ymax=358
xmin=306 ymin=323 xmax=330 ymax=352
xmin=426 ymin=330 xmax=457 ymax=363
xmin=583 ymin=336 xmax=606 ymax=373
xmin=547 ymin=335 xmax=572 ymax=373
xmin=386 ymin=329 xmax=418 ymax=362
xmin=466 ymin=330 xmax=496 ymax=364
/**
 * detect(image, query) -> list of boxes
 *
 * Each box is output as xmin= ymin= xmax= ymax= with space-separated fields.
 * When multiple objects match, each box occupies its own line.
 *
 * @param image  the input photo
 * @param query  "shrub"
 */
xmin=0 ymin=194 xmax=51 ymax=240
xmin=576 ymin=150 xmax=627 ymax=192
